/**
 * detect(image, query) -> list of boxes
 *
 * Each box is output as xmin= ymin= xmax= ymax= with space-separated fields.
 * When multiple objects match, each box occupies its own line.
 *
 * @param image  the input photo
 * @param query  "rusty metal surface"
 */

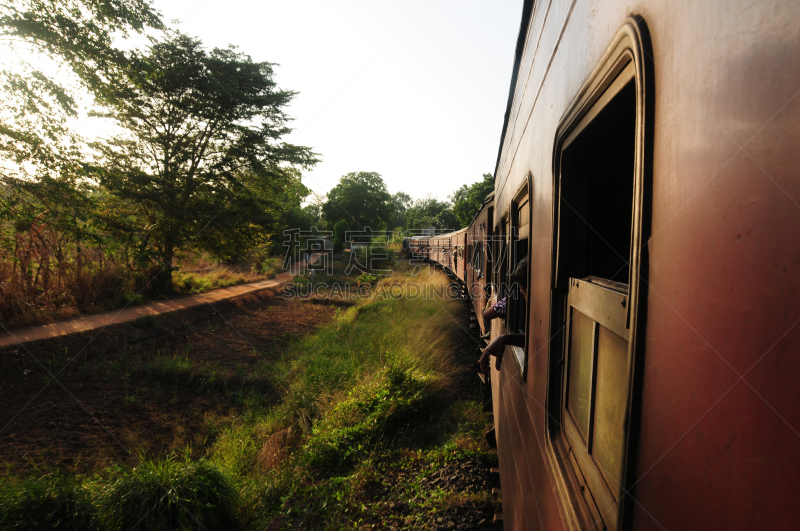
xmin=489 ymin=0 xmax=800 ymax=529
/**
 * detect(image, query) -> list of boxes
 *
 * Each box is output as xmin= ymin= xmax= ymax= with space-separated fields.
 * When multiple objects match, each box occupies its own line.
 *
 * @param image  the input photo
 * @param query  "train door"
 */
xmin=549 ymin=21 xmax=652 ymax=531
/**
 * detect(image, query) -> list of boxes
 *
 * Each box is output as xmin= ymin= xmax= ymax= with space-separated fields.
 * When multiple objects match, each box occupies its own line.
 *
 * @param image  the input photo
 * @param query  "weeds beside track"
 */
xmin=0 ymin=259 xmax=498 ymax=530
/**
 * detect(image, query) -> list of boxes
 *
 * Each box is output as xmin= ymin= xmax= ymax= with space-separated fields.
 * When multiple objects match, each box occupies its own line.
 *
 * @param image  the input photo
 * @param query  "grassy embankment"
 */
xmin=0 ymin=259 xmax=496 ymax=529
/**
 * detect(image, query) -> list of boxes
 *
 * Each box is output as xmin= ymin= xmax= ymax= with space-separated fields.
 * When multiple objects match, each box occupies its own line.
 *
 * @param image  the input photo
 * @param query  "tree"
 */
xmin=452 ymin=173 xmax=494 ymax=228
xmin=405 ymin=198 xmax=457 ymax=232
xmin=390 ymin=191 xmax=413 ymax=229
xmin=300 ymin=192 xmax=326 ymax=229
xmin=448 ymin=184 xmax=469 ymax=206
xmin=0 ymin=0 xmax=163 ymax=180
xmin=333 ymin=219 xmax=349 ymax=252
xmin=89 ymin=32 xmax=317 ymax=291
xmin=322 ymin=172 xmax=392 ymax=230
xmin=197 ymin=168 xmax=312 ymax=263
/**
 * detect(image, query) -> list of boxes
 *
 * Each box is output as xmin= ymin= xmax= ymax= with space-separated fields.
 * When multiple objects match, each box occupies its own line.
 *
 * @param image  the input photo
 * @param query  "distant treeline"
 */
xmin=313 ymin=171 xmax=494 ymax=247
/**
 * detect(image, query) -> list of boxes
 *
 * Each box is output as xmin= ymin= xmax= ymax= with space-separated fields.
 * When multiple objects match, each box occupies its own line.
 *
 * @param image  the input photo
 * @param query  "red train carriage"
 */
xmin=429 ymin=232 xmax=452 ymax=272
xmin=430 ymin=228 xmax=468 ymax=282
xmin=478 ymin=0 xmax=800 ymax=529
xmin=408 ymin=235 xmax=430 ymax=260
xmin=465 ymin=192 xmax=495 ymax=335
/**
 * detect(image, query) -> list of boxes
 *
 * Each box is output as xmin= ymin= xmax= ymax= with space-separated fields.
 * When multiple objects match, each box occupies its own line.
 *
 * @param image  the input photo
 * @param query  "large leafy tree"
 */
xmin=406 ymin=198 xmax=458 ymax=231
xmin=389 ymin=191 xmax=413 ymax=229
xmin=198 ymin=168 xmax=311 ymax=263
xmin=0 ymin=0 xmax=163 ymax=179
xmin=322 ymin=171 xmax=392 ymax=230
xmin=89 ymin=32 xmax=317 ymax=291
xmin=452 ymin=173 xmax=494 ymax=228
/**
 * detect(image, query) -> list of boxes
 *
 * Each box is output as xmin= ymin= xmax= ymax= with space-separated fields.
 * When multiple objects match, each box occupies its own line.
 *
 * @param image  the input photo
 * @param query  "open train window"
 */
xmin=471 ymin=240 xmax=485 ymax=278
xmin=494 ymin=215 xmax=509 ymax=306
xmin=547 ymin=18 xmax=652 ymax=531
xmin=508 ymin=181 xmax=531 ymax=376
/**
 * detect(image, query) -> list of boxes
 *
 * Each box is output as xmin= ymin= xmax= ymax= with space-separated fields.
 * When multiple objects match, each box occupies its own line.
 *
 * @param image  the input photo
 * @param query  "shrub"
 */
xmin=0 ymin=473 xmax=98 ymax=531
xmin=101 ymin=458 xmax=238 ymax=531
xmin=302 ymin=366 xmax=430 ymax=476
xmin=356 ymin=272 xmax=376 ymax=285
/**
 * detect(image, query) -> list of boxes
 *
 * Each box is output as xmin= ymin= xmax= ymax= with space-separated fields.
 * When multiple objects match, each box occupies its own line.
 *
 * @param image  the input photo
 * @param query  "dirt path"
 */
xmin=0 ymin=258 xmax=315 ymax=348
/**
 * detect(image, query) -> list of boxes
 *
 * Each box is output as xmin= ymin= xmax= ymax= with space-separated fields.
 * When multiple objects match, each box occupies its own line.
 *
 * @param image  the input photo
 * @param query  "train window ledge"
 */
xmin=546 ymin=16 xmax=652 ymax=531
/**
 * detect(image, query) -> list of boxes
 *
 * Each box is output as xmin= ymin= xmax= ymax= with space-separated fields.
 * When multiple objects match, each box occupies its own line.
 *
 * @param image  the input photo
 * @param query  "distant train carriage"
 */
xmin=421 ymin=0 xmax=800 ymax=529
xmin=408 ymin=235 xmax=429 ymax=259
xmin=465 ymin=192 xmax=494 ymax=335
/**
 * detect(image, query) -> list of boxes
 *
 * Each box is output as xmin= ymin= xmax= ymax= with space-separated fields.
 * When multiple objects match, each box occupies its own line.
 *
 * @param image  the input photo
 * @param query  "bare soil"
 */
xmin=0 ymin=288 xmax=346 ymax=475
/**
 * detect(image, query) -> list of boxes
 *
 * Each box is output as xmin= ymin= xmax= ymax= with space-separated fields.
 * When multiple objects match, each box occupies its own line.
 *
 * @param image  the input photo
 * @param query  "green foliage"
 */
xmin=302 ymin=367 xmax=429 ymax=476
xmin=1 ymin=262 xmax=497 ymax=529
xmin=451 ymin=173 xmax=494 ymax=228
xmin=0 ymin=0 xmax=163 ymax=180
xmin=405 ymin=198 xmax=458 ymax=231
xmin=390 ymin=191 xmax=413 ymax=229
xmin=89 ymin=32 xmax=318 ymax=292
xmin=357 ymin=272 xmax=377 ymax=285
xmin=100 ymin=458 xmax=238 ymax=531
xmin=0 ymin=473 xmax=98 ymax=531
xmin=333 ymin=219 xmax=350 ymax=252
xmin=323 ymin=172 xmax=392 ymax=230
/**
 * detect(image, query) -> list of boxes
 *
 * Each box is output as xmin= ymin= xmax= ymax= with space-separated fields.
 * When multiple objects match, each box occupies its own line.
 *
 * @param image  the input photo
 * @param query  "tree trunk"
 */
xmin=154 ymin=236 xmax=175 ymax=295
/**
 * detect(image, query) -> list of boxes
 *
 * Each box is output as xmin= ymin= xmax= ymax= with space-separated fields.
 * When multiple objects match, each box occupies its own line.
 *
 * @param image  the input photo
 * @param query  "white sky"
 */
xmin=83 ymin=0 xmax=524 ymax=202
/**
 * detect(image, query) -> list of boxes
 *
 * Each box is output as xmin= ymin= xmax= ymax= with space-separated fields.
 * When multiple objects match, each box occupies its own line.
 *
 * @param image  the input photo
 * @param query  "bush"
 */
xmin=0 ymin=473 xmax=98 ymax=531
xmin=302 ymin=367 xmax=430 ymax=476
xmin=101 ymin=458 xmax=238 ymax=531
xmin=356 ymin=272 xmax=376 ymax=286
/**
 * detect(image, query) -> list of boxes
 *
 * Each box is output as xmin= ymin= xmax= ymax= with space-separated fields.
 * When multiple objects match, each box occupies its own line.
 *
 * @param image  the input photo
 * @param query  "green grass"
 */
xmin=100 ymin=458 xmax=238 ymax=531
xmin=0 ymin=473 xmax=98 ymax=531
xmin=204 ymin=263 xmax=494 ymax=528
xmin=0 ymin=260 xmax=495 ymax=529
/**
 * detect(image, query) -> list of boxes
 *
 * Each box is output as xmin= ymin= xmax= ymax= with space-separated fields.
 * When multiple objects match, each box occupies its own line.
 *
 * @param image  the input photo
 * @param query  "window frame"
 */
xmin=544 ymin=17 xmax=654 ymax=531
xmin=507 ymin=176 xmax=532 ymax=379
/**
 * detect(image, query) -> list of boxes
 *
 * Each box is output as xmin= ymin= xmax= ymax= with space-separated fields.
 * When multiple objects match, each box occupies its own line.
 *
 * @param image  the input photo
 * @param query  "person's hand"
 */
xmin=479 ymin=335 xmax=506 ymax=374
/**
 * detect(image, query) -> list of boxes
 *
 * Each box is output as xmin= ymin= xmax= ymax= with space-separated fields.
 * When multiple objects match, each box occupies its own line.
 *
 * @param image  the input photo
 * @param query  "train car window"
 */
xmin=548 ymin=20 xmax=653 ymax=530
xmin=560 ymin=67 xmax=636 ymax=531
xmin=508 ymin=184 xmax=531 ymax=375
xmin=473 ymin=241 xmax=485 ymax=278
xmin=509 ymin=190 xmax=530 ymax=335
xmin=497 ymin=215 xmax=509 ymax=315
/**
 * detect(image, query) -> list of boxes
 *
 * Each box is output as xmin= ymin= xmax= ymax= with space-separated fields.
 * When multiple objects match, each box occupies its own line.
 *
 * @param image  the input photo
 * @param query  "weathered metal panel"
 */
xmin=491 ymin=0 xmax=800 ymax=529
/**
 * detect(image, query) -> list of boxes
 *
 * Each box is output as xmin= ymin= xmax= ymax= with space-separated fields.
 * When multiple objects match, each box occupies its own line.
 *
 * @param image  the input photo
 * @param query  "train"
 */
xmin=416 ymin=1 xmax=800 ymax=529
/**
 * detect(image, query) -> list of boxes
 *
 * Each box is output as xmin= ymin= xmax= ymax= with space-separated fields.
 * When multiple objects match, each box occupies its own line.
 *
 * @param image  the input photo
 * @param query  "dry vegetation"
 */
xmin=0 ymin=246 xmax=282 ymax=330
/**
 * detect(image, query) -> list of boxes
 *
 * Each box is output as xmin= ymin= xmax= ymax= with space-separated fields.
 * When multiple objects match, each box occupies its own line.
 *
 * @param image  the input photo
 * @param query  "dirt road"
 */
xmin=0 ymin=258 xmax=315 ymax=348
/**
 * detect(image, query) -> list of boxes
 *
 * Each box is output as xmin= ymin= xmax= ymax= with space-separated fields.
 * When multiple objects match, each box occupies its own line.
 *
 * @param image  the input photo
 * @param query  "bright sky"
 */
xmin=88 ymin=0 xmax=524 ymax=202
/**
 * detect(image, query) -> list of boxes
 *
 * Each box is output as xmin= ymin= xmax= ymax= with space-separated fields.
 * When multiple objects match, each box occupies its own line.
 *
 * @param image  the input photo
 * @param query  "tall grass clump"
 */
xmin=301 ymin=365 xmax=433 ymax=477
xmin=0 ymin=473 xmax=98 ymax=531
xmin=100 ymin=458 xmax=238 ymax=531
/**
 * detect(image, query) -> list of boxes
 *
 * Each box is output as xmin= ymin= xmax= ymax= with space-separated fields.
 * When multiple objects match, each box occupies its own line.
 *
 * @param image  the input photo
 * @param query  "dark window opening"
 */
xmin=560 ymin=80 xmax=636 ymax=285
xmin=496 ymin=219 xmax=509 ymax=304
xmin=510 ymin=236 xmax=528 ymax=334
